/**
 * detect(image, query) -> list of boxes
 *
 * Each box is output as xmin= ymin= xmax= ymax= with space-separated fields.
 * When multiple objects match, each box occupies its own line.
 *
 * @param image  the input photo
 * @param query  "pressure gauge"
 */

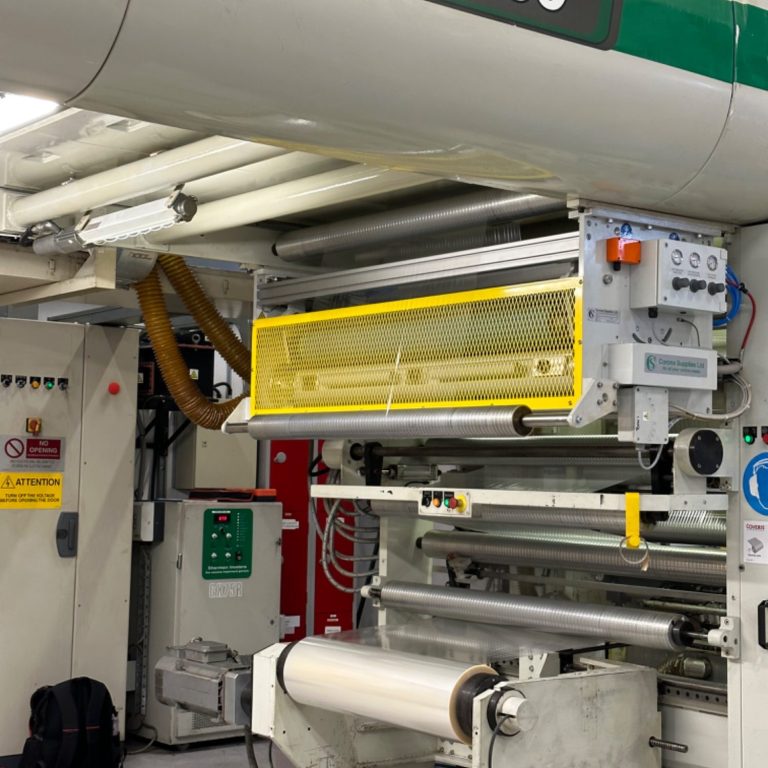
xmin=671 ymin=249 xmax=684 ymax=265
xmin=707 ymin=254 xmax=719 ymax=271
xmin=690 ymin=252 xmax=701 ymax=268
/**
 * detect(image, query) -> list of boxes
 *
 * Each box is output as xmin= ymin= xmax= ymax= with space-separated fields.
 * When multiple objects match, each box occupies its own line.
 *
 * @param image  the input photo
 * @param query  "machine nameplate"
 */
xmin=586 ymin=307 xmax=620 ymax=325
xmin=424 ymin=0 xmax=622 ymax=49
xmin=202 ymin=508 xmax=254 ymax=580
xmin=0 ymin=435 xmax=65 ymax=471
xmin=0 ymin=472 xmax=63 ymax=509
xmin=208 ymin=582 xmax=244 ymax=599
xmin=644 ymin=353 xmax=708 ymax=379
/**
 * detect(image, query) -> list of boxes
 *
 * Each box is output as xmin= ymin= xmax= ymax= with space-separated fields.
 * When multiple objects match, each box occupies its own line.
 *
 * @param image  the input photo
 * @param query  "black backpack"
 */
xmin=19 ymin=677 xmax=123 ymax=768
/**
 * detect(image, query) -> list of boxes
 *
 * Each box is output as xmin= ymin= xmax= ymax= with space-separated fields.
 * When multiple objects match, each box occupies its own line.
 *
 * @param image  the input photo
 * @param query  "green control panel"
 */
xmin=201 ymin=508 xmax=253 ymax=580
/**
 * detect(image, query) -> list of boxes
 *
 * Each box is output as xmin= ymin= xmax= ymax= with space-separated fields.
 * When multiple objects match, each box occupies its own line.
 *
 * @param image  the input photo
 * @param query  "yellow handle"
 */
xmin=625 ymin=492 xmax=641 ymax=549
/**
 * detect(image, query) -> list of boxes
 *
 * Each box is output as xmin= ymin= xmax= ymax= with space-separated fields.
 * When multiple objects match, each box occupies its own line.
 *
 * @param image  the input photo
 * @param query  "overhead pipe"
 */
xmin=183 ymin=152 xmax=347 ymax=202
xmin=149 ymin=166 xmax=436 ymax=244
xmin=274 ymin=190 xmax=565 ymax=262
xmin=10 ymin=136 xmax=287 ymax=227
xmin=9 ymin=122 xmax=201 ymax=190
xmin=418 ymin=529 xmax=725 ymax=586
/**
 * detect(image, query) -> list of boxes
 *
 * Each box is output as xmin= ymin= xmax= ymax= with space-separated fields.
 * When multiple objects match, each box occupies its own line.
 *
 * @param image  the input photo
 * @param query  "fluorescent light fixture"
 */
xmin=0 ymin=93 xmax=58 ymax=135
xmin=31 ymin=190 xmax=198 ymax=255
xmin=79 ymin=192 xmax=198 ymax=245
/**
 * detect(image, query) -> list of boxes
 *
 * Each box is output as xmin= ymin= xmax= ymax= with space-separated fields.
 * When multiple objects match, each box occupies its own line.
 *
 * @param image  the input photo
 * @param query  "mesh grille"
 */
xmin=251 ymin=278 xmax=582 ymax=415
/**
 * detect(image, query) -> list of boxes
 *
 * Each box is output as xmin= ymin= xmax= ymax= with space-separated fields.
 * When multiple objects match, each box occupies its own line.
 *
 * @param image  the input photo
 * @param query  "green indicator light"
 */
xmin=745 ymin=434 xmax=756 ymax=445
xmin=44 ymin=381 xmax=54 ymax=390
xmin=444 ymin=498 xmax=450 ymax=508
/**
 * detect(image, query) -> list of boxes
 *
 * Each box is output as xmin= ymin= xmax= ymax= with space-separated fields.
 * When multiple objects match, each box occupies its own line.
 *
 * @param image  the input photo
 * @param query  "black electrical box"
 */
xmin=138 ymin=330 xmax=215 ymax=409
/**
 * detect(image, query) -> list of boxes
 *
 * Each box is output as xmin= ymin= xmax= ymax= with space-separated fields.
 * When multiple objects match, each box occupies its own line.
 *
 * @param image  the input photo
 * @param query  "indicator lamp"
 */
xmin=44 ymin=380 xmax=55 ymax=391
xmin=744 ymin=427 xmax=758 ymax=445
xmin=30 ymin=380 xmax=40 ymax=390
xmin=745 ymin=434 xmax=756 ymax=445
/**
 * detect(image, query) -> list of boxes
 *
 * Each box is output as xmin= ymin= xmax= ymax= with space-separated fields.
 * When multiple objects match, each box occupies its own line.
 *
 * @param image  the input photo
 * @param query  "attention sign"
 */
xmin=0 ymin=472 xmax=63 ymax=509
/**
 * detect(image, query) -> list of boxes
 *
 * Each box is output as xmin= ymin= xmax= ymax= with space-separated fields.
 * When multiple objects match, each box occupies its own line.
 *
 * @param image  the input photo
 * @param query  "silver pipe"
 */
xmin=274 ymin=190 xmax=565 ymax=261
xmin=372 ymin=582 xmax=690 ymax=651
xmin=520 ymin=413 xmax=571 ymax=429
xmin=246 ymin=407 xmax=532 ymax=440
xmin=418 ymin=530 xmax=725 ymax=586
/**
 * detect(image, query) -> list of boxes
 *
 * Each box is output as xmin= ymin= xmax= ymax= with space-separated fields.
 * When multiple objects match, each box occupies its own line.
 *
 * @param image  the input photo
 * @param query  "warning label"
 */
xmin=0 ymin=472 xmax=63 ymax=509
xmin=0 ymin=436 xmax=65 ymax=472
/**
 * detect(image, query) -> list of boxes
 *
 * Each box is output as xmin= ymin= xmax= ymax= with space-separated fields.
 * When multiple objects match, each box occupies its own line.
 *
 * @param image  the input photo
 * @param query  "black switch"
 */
xmin=708 ymin=282 xmax=726 ymax=295
xmin=672 ymin=277 xmax=690 ymax=291
xmin=689 ymin=280 xmax=708 ymax=293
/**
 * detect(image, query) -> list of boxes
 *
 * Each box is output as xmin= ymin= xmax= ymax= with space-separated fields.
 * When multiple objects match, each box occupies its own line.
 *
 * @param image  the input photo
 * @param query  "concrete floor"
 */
xmin=125 ymin=738 xmax=290 ymax=768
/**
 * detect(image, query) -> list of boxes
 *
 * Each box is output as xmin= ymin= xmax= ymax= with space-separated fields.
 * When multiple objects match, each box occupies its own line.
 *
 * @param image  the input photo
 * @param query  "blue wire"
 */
xmin=713 ymin=265 xmax=742 ymax=328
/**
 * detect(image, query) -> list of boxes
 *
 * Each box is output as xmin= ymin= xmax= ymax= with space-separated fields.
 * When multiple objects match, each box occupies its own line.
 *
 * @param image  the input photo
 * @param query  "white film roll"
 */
xmin=280 ymin=637 xmax=496 ymax=743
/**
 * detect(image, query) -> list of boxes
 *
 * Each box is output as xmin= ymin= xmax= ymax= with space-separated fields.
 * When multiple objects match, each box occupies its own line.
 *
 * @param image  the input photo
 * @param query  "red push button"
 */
xmin=107 ymin=382 xmax=121 ymax=395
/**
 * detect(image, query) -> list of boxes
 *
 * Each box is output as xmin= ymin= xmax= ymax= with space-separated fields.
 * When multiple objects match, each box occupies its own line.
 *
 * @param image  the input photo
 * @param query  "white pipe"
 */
xmin=7 ymin=118 xmax=200 ymax=189
xmin=150 ymin=166 xmax=435 ymax=243
xmin=10 ymin=136 xmax=288 ymax=227
xmin=183 ymin=151 xmax=347 ymax=202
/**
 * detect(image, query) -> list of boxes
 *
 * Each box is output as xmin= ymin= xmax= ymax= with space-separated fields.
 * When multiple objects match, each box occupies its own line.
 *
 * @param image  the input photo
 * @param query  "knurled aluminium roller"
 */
xmin=418 ymin=529 xmax=725 ymax=585
xmin=369 ymin=502 xmax=726 ymax=546
xmin=247 ymin=406 xmax=532 ymax=440
xmin=373 ymin=581 xmax=691 ymax=651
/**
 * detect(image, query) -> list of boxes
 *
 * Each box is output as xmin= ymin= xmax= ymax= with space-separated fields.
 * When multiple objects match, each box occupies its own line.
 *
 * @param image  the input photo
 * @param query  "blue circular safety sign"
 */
xmin=743 ymin=453 xmax=768 ymax=516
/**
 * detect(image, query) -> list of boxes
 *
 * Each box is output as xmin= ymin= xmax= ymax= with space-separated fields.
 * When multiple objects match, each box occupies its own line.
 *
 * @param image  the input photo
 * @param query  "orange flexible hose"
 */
xmin=135 ymin=267 xmax=245 ymax=429
xmin=157 ymin=253 xmax=251 ymax=380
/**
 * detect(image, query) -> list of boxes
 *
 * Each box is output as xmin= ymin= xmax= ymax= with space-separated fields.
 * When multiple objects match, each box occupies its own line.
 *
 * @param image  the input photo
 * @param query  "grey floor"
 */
xmin=125 ymin=738 xmax=291 ymax=768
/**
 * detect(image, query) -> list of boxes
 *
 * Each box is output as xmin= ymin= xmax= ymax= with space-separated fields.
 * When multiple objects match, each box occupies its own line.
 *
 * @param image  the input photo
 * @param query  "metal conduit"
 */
xmin=274 ymin=190 xmax=565 ymax=261
xmin=245 ymin=406 xmax=533 ymax=440
xmin=370 ymin=582 xmax=690 ymax=651
xmin=418 ymin=529 xmax=725 ymax=586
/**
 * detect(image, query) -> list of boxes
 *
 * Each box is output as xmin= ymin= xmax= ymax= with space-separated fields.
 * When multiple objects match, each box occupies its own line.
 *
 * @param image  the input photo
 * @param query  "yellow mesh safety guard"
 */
xmin=251 ymin=277 xmax=583 ymax=416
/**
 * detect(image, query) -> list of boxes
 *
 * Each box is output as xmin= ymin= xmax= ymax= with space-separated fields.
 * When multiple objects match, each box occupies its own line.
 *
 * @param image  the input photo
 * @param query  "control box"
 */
xmin=630 ymin=240 xmax=727 ymax=314
xmin=418 ymin=489 xmax=472 ymax=518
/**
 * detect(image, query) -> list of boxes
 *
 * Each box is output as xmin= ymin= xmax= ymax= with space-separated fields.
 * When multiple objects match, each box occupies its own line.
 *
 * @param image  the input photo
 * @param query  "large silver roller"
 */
xmin=369 ymin=582 xmax=691 ymax=651
xmin=469 ymin=507 xmax=727 ymax=546
xmin=370 ymin=502 xmax=725 ymax=546
xmin=244 ymin=407 xmax=533 ymax=440
xmin=418 ymin=529 xmax=725 ymax=586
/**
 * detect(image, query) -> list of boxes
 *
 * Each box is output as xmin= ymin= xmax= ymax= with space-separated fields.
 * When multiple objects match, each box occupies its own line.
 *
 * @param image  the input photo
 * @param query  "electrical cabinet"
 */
xmin=136 ymin=500 xmax=282 ymax=745
xmin=0 ymin=318 xmax=138 ymax=760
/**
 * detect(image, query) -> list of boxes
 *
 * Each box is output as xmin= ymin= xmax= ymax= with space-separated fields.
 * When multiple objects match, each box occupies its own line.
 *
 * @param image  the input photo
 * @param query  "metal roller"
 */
xmin=246 ymin=406 xmax=533 ymax=440
xmin=369 ymin=582 xmax=691 ymax=652
xmin=471 ymin=508 xmax=727 ymax=546
xmin=418 ymin=529 xmax=725 ymax=586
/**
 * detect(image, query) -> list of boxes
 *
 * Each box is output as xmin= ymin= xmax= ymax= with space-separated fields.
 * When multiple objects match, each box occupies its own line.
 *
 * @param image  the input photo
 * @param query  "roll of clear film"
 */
xmin=279 ymin=636 xmax=495 ymax=743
